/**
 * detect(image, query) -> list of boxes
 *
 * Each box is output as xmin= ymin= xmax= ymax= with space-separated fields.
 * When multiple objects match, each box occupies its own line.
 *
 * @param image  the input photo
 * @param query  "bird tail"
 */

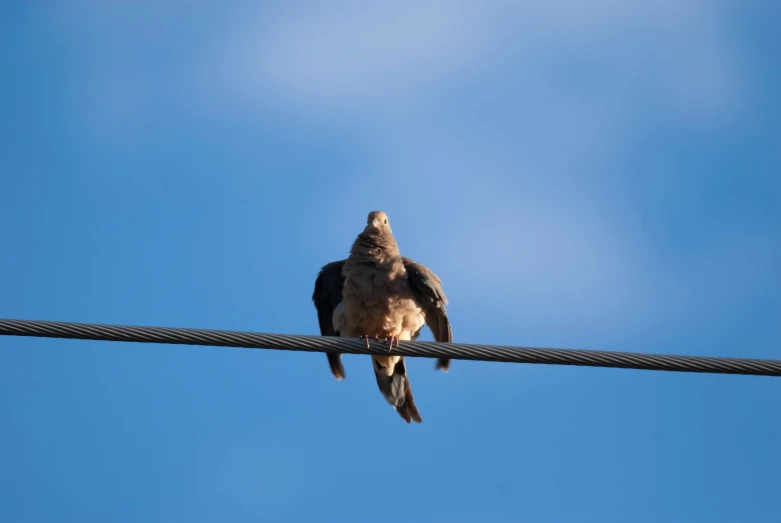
xmin=326 ymin=352 xmax=345 ymax=380
xmin=435 ymin=358 xmax=450 ymax=372
xmin=372 ymin=355 xmax=422 ymax=423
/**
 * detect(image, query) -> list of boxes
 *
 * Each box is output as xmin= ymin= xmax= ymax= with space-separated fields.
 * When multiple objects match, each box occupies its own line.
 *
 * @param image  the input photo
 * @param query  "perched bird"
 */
xmin=312 ymin=210 xmax=452 ymax=423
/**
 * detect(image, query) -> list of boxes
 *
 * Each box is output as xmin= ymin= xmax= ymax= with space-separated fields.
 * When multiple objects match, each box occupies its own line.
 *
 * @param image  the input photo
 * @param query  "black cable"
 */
xmin=1 ymin=318 xmax=779 ymax=376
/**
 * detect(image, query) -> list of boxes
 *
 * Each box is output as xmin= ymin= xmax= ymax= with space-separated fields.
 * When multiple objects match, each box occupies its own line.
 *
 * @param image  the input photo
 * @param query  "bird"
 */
xmin=312 ymin=210 xmax=452 ymax=423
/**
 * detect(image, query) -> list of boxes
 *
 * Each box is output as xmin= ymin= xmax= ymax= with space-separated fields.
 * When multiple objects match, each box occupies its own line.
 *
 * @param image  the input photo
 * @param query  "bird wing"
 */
xmin=403 ymin=257 xmax=453 ymax=371
xmin=312 ymin=259 xmax=347 ymax=379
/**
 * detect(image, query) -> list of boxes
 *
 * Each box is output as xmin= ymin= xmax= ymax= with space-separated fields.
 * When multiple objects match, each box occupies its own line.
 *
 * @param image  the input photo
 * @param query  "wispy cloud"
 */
xmin=217 ymin=0 xmax=742 ymax=124
xmin=207 ymin=0 xmax=746 ymax=343
xmin=53 ymin=0 xmax=754 ymax=345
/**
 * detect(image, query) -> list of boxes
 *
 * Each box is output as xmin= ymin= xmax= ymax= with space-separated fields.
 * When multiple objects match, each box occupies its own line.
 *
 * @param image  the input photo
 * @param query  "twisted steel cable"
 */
xmin=1 ymin=318 xmax=780 ymax=376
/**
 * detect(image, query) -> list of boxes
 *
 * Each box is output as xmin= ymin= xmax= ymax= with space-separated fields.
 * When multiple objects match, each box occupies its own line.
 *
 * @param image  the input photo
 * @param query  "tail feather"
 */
xmin=396 ymin=372 xmax=422 ymax=423
xmin=435 ymin=357 xmax=450 ymax=372
xmin=372 ymin=356 xmax=422 ymax=423
xmin=372 ymin=357 xmax=406 ymax=408
xmin=327 ymin=352 xmax=345 ymax=380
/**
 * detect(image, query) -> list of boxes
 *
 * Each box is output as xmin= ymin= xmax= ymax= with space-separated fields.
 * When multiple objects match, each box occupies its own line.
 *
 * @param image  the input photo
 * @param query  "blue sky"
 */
xmin=1 ymin=1 xmax=779 ymax=522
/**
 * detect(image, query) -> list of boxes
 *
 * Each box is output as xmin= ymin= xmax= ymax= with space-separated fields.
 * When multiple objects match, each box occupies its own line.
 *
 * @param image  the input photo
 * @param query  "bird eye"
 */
xmin=384 ymin=219 xmax=388 ymax=224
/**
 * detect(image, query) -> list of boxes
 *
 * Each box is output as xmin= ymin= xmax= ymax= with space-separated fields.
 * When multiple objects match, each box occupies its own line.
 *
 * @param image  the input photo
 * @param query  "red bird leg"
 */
xmin=360 ymin=335 xmax=371 ymax=349
xmin=385 ymin=336 xmax=398 ymax=353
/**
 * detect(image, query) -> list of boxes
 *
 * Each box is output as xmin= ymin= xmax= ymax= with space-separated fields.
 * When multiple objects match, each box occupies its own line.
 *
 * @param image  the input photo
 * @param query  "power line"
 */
xmin=1 ymin=318 xmax=779 ymax=377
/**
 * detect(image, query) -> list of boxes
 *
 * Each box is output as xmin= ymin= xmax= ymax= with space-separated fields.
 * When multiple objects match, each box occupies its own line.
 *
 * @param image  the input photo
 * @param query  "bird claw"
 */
xmin=360 ymin=335 xmax=395 ymax=352
xmin=385 ymin=336 xmax=399 ymax=353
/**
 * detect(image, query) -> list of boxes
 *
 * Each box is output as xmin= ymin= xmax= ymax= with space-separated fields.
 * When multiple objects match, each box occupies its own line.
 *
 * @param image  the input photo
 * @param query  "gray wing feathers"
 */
xmin=312 ymin=260 xmax=347 ymax=379
xmin=403 ymin=257 xmax=453 ymax=371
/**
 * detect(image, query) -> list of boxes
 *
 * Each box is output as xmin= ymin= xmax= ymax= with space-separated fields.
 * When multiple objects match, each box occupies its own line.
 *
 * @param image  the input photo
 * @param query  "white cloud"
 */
xmin=217 ymin=0 xmax=742 ymax=123
xmin=219 ymin=1 xmax=498 ymax=110
xmin=38 ymin=0 xmax=762 ymax=348
xmin=206 ymin=0 xmax=744 ymax=342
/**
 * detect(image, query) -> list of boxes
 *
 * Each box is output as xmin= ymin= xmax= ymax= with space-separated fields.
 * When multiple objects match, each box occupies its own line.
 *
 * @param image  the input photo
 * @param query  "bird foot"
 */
xmin=385 ymin=336 xmax=399 ymax=353
xmin=359 ymin=335 xmax=380 ymax=349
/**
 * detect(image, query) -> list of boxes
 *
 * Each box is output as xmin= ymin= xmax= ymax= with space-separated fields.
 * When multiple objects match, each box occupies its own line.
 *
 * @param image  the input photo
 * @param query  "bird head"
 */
xmin=366 ymin=210 xmax=392 ymax=235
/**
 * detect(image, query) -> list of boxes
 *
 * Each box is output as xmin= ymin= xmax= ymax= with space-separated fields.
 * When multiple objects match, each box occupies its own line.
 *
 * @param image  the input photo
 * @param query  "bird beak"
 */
xmin=372 ymin=219 xmax=380 ymax=228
